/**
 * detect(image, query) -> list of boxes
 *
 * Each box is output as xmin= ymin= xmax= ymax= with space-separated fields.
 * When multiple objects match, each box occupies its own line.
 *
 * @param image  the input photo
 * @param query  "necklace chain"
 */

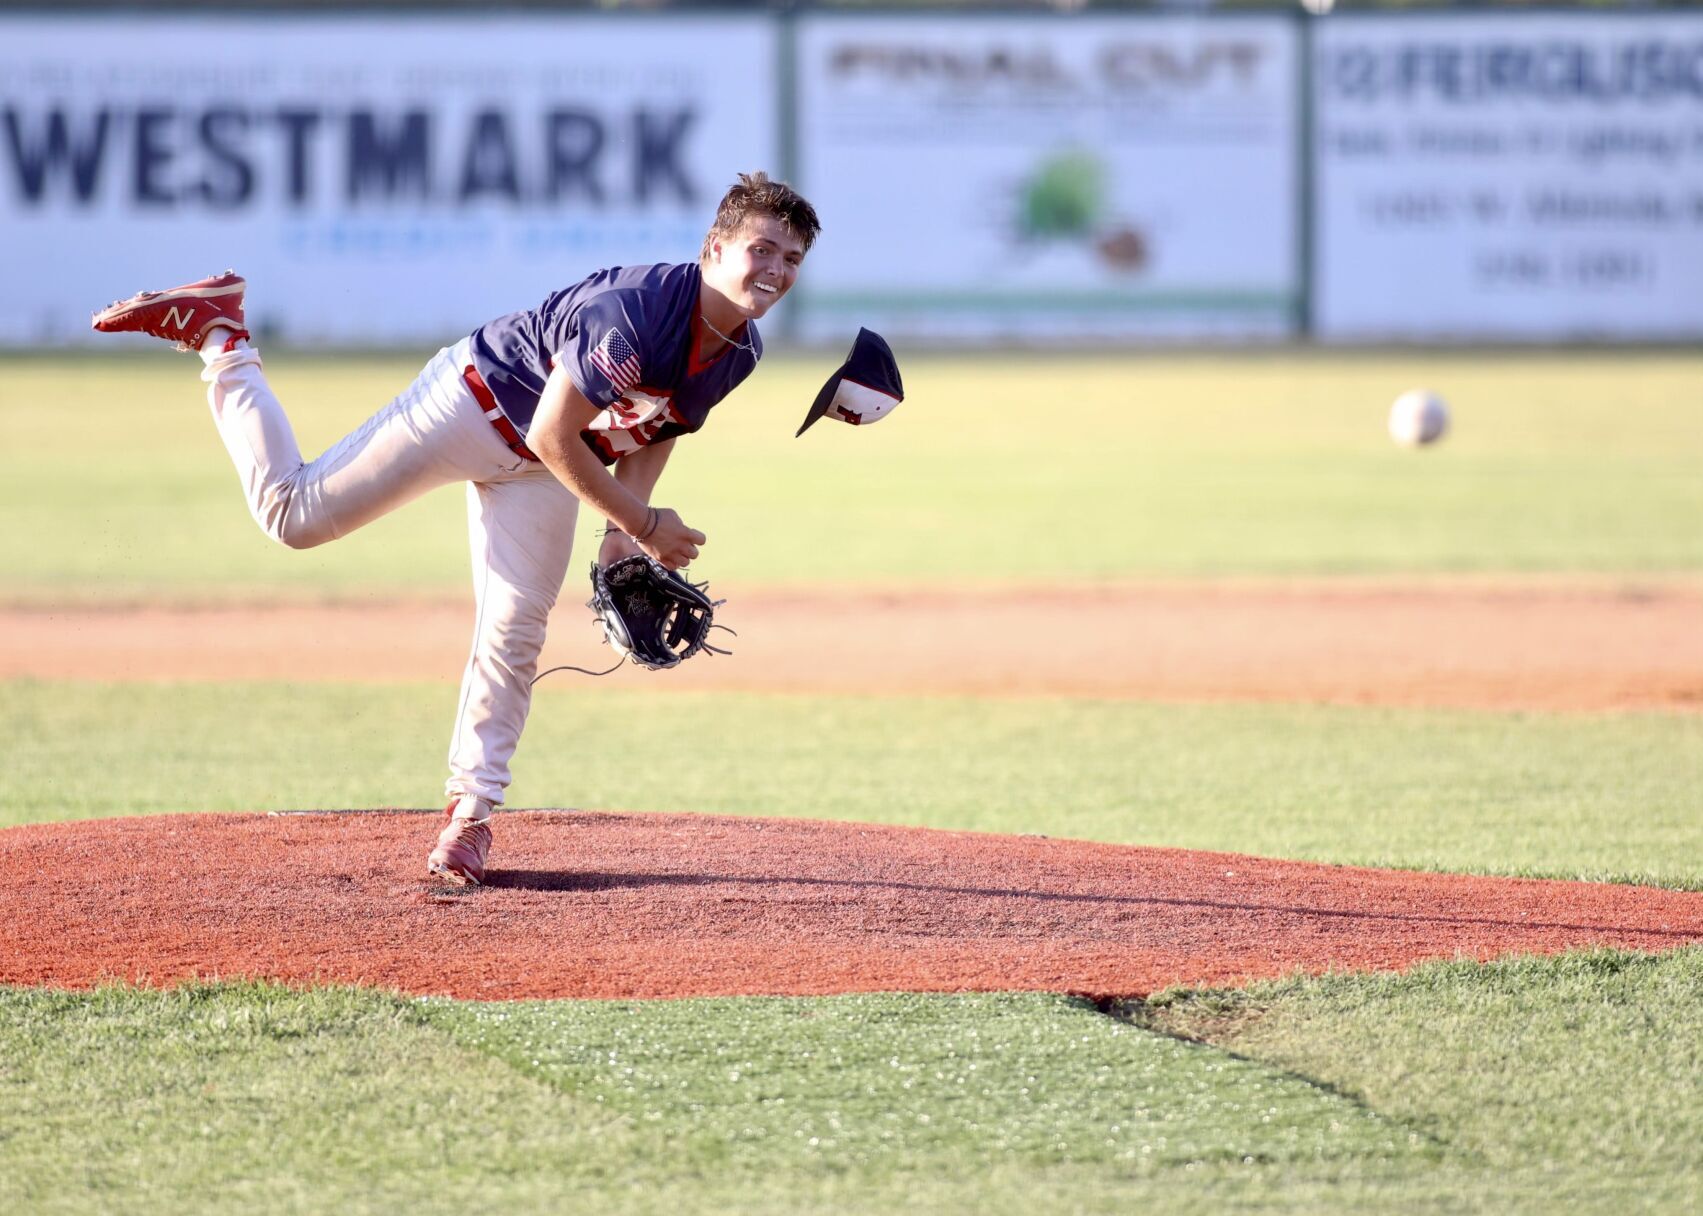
xmin=701 ymin=313 xmax=755 ymax=354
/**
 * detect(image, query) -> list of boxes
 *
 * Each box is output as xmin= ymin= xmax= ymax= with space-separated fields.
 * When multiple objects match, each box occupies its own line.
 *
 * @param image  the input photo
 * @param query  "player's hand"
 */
xmin=636 ymin=506 xmax=705 ymax=570
xmin=598 ymin=528 xmax=643 ymax=568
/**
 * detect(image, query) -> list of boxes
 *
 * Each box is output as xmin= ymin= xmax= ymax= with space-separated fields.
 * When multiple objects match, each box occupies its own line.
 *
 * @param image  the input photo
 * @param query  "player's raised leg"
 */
xmin=195 ymin=337 xmax=512 ymax=550
xmin=431 ymin=468 xmax=580 ymax=884
xmin=95 ymin=273 xmax=522 ymax=550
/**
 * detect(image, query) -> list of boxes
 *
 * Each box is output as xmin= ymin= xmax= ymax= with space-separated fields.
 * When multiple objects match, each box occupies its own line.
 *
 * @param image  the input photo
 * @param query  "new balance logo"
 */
xmin=163 ymin=305 xmax=195 ymax=331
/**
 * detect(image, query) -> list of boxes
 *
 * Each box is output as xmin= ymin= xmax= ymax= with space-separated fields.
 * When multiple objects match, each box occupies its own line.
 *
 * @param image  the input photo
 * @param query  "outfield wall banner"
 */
xmin=1314 ymin=14 xmax=1703 ymax=342
xmin=793 ymin=15 xmax=1301 ymax=342
xmin=0 ymin=15 xmax=775 ymax=346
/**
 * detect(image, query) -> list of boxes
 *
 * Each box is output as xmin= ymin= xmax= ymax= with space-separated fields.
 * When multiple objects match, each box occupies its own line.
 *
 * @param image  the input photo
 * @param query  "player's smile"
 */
xmin=745 ymin=277 xmax=783 ymax=310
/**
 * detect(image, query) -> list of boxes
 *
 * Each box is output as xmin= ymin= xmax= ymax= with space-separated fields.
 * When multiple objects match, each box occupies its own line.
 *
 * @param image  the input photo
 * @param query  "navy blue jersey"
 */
xmin=467 ymin=262 xmax=761 ymax=465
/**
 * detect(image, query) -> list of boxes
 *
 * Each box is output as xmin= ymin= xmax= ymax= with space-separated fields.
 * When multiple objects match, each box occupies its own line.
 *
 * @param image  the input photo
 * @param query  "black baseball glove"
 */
xmin=587 ymin=555 xmax=728 ymax=671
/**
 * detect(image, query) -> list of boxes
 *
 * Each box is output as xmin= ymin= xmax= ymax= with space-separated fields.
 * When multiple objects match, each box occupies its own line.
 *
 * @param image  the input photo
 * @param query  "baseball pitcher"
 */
xmin=91 ymin=172 xmax=821 ymax=886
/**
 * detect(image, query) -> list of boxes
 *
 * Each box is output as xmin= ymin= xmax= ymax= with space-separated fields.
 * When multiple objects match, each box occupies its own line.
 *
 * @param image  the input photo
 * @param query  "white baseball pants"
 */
xmin=199 ymin=337 xmax=579 ymax=807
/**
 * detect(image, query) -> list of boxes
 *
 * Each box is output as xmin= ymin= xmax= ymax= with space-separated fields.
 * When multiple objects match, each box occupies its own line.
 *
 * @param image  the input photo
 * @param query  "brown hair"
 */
xmin=700 ymin=171 xmax=820 ymax=262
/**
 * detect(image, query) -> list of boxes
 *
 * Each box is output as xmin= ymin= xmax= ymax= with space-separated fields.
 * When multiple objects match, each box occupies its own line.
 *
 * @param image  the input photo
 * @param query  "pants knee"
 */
xmin=274 ymin=528 xmax=327 ymax=551
xmin=493 ymin=599 xmax=552 ymax=646
xmin=482 ymin=586 xmax=555 ymax=653
xmin=250 ymin=485 xmax=336 ymax=550
xmin=261 ymin=506 xmax=335 ymax=550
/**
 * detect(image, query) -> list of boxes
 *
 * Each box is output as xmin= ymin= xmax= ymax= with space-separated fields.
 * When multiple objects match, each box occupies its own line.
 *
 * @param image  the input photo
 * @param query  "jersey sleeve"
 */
xmin=555 ymin=291 xmax=653 ymax=409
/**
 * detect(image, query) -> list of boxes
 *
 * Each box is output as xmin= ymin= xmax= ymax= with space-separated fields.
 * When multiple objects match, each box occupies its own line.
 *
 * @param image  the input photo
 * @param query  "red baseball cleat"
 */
xmin=91 ymin=270 xmax=250 ymax=352
xmin=427 ymin=804 xmax=493 ymax=886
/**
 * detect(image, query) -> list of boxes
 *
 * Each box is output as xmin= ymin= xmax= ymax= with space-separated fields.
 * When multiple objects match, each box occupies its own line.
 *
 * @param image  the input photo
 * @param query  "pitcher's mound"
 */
xmin=3 ymin=811 xmax=1698 ymax=1001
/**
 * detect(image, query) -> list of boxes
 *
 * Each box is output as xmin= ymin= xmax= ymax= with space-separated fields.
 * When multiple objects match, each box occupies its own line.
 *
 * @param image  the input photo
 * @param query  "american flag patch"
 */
xmin=589 ymin=326 xmax=642 ymax=393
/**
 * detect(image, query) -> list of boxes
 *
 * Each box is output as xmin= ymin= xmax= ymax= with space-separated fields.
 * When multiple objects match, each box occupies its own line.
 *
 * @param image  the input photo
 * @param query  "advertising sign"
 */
xmin=1314 ymin=14 xmax=1703 ymax=341
xmin=794 ymin=15 xmax=1301 ymax=342
xmin=0 ymin=15 xmax=776 ymax=346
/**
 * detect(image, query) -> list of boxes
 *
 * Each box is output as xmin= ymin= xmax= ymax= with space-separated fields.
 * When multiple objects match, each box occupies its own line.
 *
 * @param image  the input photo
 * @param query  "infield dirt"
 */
xmin=5 ymin=576 xmax=1702 ymax=710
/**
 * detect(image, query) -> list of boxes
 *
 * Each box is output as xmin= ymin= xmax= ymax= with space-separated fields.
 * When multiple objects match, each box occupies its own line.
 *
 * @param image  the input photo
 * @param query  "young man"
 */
xmin=92 ymin=171 xmax=820 ymax=886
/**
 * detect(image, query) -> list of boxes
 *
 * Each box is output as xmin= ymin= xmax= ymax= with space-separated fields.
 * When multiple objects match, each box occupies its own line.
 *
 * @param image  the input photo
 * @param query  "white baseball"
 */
xmin=1387 ymin=389 xmax=1449 ymax=447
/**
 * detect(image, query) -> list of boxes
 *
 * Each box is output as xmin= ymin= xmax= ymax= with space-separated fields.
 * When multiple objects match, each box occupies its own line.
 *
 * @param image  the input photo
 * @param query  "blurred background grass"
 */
xmin=3 ymin=350 xmax=1700 ymax=601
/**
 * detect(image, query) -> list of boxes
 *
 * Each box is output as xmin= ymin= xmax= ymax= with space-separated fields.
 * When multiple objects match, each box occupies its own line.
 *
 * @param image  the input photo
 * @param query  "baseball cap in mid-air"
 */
xmin=796 ymin=328 xmax=905 ymax=437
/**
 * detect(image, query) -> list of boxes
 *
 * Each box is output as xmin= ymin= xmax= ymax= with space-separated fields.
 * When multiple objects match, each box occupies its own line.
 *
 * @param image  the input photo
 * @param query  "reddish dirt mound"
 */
xmin=4 ymin=811 xmax=1698 ymax=1001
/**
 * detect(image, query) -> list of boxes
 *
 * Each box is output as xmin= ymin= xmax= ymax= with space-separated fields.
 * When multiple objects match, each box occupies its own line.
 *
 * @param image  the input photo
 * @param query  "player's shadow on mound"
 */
xmin=487 ymin=870 xmax=746 ymax=893
xmin=479 ymin=869 xmax=1689 ymax=939
xmin=485 ymin=869 xmax=642 ymax=892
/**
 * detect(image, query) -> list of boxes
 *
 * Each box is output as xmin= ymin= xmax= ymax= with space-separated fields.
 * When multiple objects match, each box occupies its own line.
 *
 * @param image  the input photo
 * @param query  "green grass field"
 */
xmin=2 ymin=351 xmax=1700 ymax=598
xmin=3 ymin=350 xmax=1701 ymax=1213
xmin=5 ymin=956 xmax=1698 ymax=1214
